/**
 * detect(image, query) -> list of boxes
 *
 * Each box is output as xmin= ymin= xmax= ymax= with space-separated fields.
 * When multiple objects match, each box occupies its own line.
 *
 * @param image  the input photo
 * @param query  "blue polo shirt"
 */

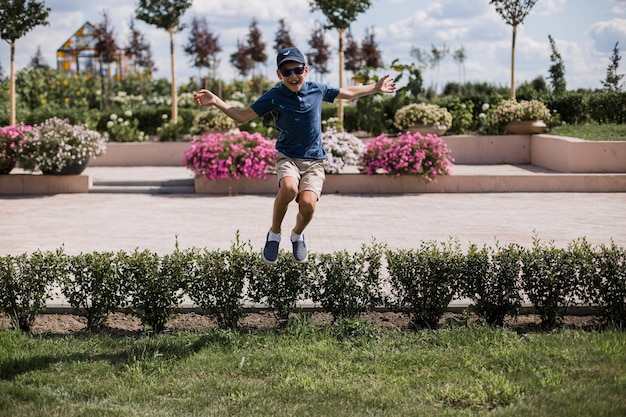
xmin=250 ymin=81 xmax=340 ymax=160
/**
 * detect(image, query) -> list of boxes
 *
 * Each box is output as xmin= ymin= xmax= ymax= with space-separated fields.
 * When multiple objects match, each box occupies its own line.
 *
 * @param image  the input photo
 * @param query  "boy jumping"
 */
xmin=194 ymin=47 xmax=396 ymax=264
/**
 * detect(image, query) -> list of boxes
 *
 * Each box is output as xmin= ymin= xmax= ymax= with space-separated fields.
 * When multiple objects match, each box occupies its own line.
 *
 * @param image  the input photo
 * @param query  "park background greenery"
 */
xmin=1 ymin=0 xmax=625 ymax=141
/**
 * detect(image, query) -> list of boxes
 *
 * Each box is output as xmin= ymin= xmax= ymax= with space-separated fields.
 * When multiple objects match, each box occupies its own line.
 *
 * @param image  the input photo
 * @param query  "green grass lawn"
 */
xmin=549 ymin=123 xmax=626 ymax=141
xmin=1 ymin=320 xmax=625 ymax=417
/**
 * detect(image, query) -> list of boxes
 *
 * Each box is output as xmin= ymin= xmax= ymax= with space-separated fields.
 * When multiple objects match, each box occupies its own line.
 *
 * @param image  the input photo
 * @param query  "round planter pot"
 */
xmin=42 ymin=159 xmax=89 ymax=175
xmin=0 ymin=160 xmax=16 ymax=175
xmin=408 ymin=125 xmax=447 ymax=136
xmin=506 ymin=120 xmax=547 ymax=134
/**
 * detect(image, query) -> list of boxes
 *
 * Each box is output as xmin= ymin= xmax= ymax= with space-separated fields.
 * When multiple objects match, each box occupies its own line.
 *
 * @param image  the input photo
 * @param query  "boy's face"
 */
xmin=277 ymin=61 xmax=308 ymax=93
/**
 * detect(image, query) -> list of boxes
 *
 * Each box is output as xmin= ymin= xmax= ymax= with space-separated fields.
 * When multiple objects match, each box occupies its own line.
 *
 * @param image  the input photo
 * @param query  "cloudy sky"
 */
xmin=1 ymin=0 xmax=625 ymax=92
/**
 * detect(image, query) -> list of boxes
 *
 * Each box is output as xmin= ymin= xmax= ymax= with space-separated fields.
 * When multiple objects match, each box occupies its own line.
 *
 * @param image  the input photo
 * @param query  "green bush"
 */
xmin=462 ymin=243 xmax=523 ymax=326
xmin=588 ymin=92 xmax=626 ymax=124
xmin=121 ymin=249 xmax=186 ymax=333
xmin=61 ymin=251 xmax=127 ymax=330
xmin=0 ymin=249 xmax=65 ymax=332
xmin=584 ymin=241 xmax=626 ymax=327
xmin=249 ymin=252 xmax=314 ymax=325
xmin=2 ymin=238 xmax=624 ymax=333
xmin=386 ymin=241 xmax=463 ymax=329
xmin=310 ymin=242 xmax=385 ymax=322
xmin=547 ymin=92 xmax=589 ymax=125
xmin=185 ymin=238 xmax=254 ymax=329
xmin=520 ymin=239 xmax=581 ymax=329
xmin=97 ymin=106 xmax=197 ymax=139
xmin=440 ymin=97 xmax=474 ymax=134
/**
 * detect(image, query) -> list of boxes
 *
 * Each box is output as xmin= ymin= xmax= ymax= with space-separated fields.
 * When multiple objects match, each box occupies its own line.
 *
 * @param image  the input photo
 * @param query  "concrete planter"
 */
xmin=506 ymin=120 xmax=548 ymax=134
xmin=0 ymin=173 xmax=91 ymax=195
xmin=88 ymin=141 xmax=191 ymax=166
xmin=194 ymin=171 xmax=626 ymax=195
xmin=85 ymin=135 xmax=626 ymax=174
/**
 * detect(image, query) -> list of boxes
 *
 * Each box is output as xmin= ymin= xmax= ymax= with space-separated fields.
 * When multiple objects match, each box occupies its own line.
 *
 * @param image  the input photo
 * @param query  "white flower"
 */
xmin=491 ymin=99 xmax=551 ymax=125
xmin=482 ymin=103 xmax=490 ymax=112
xmin=394 ymin=103 xmax=453 ymax=130
xmin=321 ymin=128 xmax=365 ymax=174
xmin=18 ymin=117 xmax=106 ymax=172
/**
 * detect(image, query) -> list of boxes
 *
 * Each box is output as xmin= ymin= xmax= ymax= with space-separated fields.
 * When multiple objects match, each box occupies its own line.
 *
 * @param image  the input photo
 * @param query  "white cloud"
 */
xmin=589 ymin=19 xmax=626 ymax=53
xmin=611 ymin=0 xmax=626 ymax=14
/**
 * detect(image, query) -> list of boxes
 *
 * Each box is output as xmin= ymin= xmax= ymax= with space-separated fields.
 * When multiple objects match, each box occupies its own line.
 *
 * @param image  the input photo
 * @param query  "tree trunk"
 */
xmin=337 ymin=27 xmax=345 ymax=125
xmin=510 ymin=24 xmax=517 ymax=100
xmin=169 ymin=27 xmax=178 ymax=123
xmin=9 ymin=40 xmax=16 ymax=126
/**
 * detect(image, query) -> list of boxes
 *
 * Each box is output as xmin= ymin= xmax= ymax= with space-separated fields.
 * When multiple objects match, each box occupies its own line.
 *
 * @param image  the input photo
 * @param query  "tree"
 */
xmin=429 ymin=44 xmax=449 ymax=97
xmin=410 ymin=45 xmax=447 ymax=97
xmin=361 ymin=27 xmax=383 ymax=69
xmin=309 ymin=0 xmax=373 ymax=122
xmin=0 ymin=0 xmax=50 ymax=125
xmin=490 ymin=0 xmax=537 ymax=100
xmin=94 ymin=10 xmax=118 ymax=67
xmin=125 ymin=17 xmax=155 ymax=73
xmin=547 ymin=35 xmax=566 ymax=96
xmin=601 ymin=41 xmax=624 ymax=92
xmin=29 ymin=45 xmax=48 ymax=69
xmin=230 ymin=39 xmax=254 ymax=79
xmin=246 ymin=19 xmax=267 ymax=76
xmin=184 ymin=16 xmax=222 ymax=82
xmin=452 ymin=45 xmax=466 ymax=93
xmin=307 ymin=22 xmax=330 ymax=79
xmin=135 ymin=0 xmax=193 ymax=123
xmin=343 ymin=30 xmax=363 ymax=74
xmin=94 ymin=10 xmax=119 ymax=110
xmin=274 ymin=18 xmax=294 ymax=51
xmin=410 ymin=47 xmax=430 ymax=71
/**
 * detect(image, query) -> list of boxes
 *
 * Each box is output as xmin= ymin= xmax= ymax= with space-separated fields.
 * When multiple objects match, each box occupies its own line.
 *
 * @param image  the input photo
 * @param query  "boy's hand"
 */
xmin=376 ymin=74 xmax=397 ymax=94
xmin=194 ymin=89 xmax=216 ymax=107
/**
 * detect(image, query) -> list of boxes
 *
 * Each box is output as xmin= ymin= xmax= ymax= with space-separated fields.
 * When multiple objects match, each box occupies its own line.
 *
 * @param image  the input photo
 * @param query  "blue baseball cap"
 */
xmin=276 ymin=47 xmax=306 ymax=68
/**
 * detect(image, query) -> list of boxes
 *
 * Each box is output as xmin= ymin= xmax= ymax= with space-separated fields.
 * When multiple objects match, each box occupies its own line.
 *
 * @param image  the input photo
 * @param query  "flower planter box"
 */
xmin=0 ymin=173 xmax=91 ymax=195
xmin=88 ymin=142 xmax=191 ymax=166
xmin=84 ymin=136 xmax=625 ymax=174
xmin=194 ymin=170 xmax=626 ymax=195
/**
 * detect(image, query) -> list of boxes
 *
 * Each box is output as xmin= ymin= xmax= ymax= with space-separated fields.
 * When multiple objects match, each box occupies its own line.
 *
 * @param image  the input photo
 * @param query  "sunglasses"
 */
xmin=279 ymin=65 xmax=306 ymax=77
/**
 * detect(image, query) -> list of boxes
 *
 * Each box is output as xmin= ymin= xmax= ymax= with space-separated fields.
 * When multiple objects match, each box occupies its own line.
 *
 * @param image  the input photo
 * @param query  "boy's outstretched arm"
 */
xmin=336 ymin=74 xmax=397 ymax=100
xmin=193 ymin=89 xmax=258 ymax=124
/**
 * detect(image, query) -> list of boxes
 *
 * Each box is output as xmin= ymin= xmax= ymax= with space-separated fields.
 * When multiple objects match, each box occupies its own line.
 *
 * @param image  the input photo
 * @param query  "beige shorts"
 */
xmin=276 ymin=152 xmax=326 ymax=198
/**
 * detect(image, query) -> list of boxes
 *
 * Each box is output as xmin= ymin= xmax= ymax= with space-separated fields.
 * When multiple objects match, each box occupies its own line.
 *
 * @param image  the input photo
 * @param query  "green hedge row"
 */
xmin=1 ymin=237 xmax=624 ymax=333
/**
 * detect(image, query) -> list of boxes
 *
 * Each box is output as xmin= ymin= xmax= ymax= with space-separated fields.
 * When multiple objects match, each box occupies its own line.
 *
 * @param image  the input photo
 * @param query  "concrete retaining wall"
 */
xmin=0 ymin=174 xmax=91 ymax=194
xmin=89 ymin=135 xmax=626 ymax=173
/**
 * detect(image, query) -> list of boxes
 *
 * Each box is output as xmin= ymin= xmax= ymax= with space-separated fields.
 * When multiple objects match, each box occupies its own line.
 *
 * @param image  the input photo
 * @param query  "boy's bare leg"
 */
xmin=293 ymin=190 xmax=317 ymax=235
xmin=270 ymin=176 xmax=298 ymax=234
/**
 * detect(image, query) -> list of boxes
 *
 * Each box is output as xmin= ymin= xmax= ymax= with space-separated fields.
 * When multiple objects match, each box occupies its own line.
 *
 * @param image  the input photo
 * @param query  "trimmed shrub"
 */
xmin=386 ymin=241 xmax=463 ymax=329
xmin=0 ymin=249 xmax=65 ymax=332
xmin=249 ymin=252 xmax=314 ymax=325
xmin=185 ymin=238 xmax=255 ymax=329
xmin=462 ymin=243 xmax=523 ymax=327
xmin=121 ymin=249 xmax=187 ymax=333
xmin=62 ymin=251 xmax=127 ymax=331
xmin=584 ymin=241 xmax=626 ymax=327
xmin=520 ymin=239 xmax=580 ymax=329
xmin=310 ymin=242 xmax=385 ymax=322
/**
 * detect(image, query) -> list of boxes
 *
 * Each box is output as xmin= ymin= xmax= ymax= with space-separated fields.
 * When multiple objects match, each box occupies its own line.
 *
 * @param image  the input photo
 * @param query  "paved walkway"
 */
xmin=1 ymin=166 xmax=625 ymax=256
